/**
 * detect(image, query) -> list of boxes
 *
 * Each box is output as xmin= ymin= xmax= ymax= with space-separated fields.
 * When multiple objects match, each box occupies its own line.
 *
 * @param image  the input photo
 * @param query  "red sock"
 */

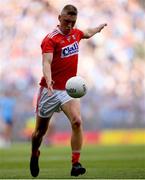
xmin=72 ymin=152 xmax=80 ymax=164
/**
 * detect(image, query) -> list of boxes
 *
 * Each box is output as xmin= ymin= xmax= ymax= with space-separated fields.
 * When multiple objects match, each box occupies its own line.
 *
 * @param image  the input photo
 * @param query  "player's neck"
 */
xmin=57 ymin=25 xmax=70 ymax=35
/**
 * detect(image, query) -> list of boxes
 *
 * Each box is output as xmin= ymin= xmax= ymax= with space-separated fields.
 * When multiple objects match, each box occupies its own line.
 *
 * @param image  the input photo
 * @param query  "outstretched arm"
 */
xmin=82 ymin=23 xmax=107 ymax=39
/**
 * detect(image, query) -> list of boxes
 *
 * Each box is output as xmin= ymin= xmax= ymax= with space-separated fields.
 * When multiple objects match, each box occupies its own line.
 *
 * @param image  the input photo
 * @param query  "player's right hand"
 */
xmin=47 ymin=80 xmax=54 ymax=96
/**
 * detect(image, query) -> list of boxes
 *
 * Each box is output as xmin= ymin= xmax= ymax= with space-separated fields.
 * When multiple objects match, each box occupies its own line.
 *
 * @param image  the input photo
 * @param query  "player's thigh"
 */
xmin=61 ymin=99 xmax=82 ymax=123
xmin=34 ymin=115 xmax=51 ymax=135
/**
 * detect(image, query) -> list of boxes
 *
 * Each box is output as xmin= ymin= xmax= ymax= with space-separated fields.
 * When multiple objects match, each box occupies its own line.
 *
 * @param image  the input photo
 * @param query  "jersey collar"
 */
xmin=56 ymin=25 xmax=72 ymax=36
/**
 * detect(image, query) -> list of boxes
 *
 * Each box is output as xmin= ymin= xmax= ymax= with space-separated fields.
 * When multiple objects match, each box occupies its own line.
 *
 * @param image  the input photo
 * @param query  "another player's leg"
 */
xmin=61 ymin=99 xmax=86 ymax=176
xmin=3 ymin=119 xmax=13 ymax=147
xmin=30 ymin=115 xmax=50 ymax=177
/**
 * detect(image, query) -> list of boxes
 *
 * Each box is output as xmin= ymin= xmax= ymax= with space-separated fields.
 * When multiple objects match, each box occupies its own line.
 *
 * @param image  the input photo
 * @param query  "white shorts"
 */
xmin=36 ymin=87 xmax=73 ymax=118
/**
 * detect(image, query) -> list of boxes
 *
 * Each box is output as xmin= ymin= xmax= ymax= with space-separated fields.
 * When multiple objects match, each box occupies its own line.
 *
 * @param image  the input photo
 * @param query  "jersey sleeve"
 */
xmin=41 ymin=36 xmax=55 ymax=53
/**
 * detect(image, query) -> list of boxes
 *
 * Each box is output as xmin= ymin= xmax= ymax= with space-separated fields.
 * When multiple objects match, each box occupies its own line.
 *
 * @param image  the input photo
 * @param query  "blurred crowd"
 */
xmin=0 ymin=0 xmax=145 ymax=142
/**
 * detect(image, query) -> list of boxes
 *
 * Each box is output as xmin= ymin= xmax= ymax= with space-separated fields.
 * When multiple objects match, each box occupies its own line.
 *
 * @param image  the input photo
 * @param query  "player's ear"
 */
xmin=58 ymin=15 xmax=61 ymax=22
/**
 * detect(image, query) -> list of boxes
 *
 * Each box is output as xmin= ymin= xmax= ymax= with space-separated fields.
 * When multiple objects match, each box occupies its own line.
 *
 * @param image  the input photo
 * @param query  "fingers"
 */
xmin=98 ymin=23 xmax=107 ymax=32
xmin=47 ymin=80 xmax=54 ymax=96
xmin=48 ymin=86 xmax=54 ymax=96
xmin=101 ymin=23 xmax=107 ymax=28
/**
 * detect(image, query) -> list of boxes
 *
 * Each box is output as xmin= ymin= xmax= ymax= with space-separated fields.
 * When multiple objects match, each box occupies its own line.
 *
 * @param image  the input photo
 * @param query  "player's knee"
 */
xmin=33 ymin=128 xmax=46 ymax=138
xmin=71 ymin=116 xmax=82 ymax=129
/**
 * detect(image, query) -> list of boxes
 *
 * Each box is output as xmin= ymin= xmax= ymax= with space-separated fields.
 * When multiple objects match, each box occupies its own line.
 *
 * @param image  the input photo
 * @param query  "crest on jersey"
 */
xmin=61 ymin=42 xmax=79 ymax=58
xmin=67 ymin=36 xmax=71 ymax=42
xmin=72 ymin=35 xmax=76 ymax=40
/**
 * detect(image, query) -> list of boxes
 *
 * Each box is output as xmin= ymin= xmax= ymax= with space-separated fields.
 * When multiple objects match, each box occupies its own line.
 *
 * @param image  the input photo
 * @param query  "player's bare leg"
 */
xmin=30 ymin=115 xmax=50 ymax=177
xmin=4 ymin=122 xmax=13 ymax=146
xmin=61 ymin=99 xmax=86 ymax=176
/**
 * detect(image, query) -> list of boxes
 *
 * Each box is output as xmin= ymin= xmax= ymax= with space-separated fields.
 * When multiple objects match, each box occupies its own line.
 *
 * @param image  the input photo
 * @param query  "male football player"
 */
xmin=30 ymin=4 xmax=107 ymax=177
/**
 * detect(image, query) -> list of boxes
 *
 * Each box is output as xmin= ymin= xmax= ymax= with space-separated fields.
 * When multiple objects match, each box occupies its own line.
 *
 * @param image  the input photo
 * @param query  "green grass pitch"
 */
xmin=0 ymin=143 xmax=145 ymax=179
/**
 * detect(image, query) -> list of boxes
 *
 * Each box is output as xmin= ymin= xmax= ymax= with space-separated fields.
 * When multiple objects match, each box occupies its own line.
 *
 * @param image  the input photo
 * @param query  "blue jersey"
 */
xmin=0 ymin=96 xmax=16 ymax=123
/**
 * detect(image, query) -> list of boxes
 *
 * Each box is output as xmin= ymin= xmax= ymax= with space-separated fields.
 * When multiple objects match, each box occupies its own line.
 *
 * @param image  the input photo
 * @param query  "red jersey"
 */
xmin=40 ymin=27 xmax=84 ymax=90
